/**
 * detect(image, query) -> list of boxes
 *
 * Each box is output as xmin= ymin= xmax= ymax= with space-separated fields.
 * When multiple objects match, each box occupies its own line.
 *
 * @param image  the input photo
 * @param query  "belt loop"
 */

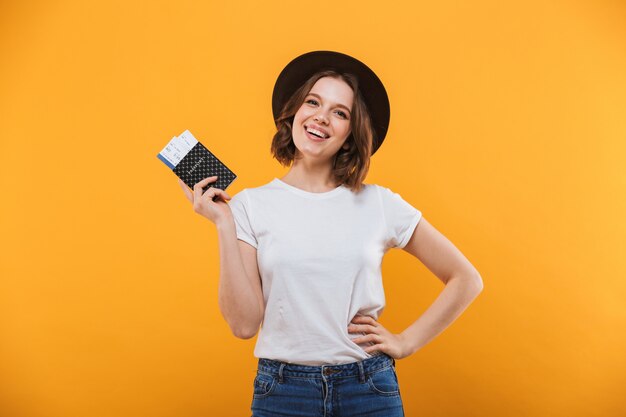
xmin=278 ymin=363 xmax=285 ymax=384
xmin=357 ymin=360 xmax=365 ymax=383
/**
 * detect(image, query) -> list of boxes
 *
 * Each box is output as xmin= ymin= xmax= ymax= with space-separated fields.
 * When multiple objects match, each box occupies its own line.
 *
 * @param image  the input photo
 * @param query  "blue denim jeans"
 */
xmin=250 ymin=353 xmax=404 ymax=417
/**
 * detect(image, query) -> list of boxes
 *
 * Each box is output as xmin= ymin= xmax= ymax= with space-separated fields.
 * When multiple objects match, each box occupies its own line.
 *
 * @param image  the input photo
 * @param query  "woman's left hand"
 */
xmin=348 ymin=315 xmax=413 ymax=360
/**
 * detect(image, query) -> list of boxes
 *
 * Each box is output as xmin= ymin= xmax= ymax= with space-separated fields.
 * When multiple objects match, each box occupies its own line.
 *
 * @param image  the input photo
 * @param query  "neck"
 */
xmin=279 ymin=157 xmax=340 ymax=193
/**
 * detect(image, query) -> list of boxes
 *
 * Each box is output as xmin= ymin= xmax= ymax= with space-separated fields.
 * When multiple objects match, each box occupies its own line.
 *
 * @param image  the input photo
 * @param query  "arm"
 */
xmin=349 ymin=216 xmax=483 ymax=358
xmin=399 ymin=217 xmax=483 ymax=355
xmin=178 ymin=177 xmax=264 ymax=340
xmin=216 ymin=219 xmax=265 ymax=339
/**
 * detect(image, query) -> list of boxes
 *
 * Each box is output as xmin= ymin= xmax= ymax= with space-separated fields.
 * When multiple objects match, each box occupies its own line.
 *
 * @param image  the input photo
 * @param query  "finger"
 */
xmin=352 ymin=316 xmax=379 ymax=327
xmin=193 ymin=175 xmax=218 ymax=190
xmin=178 ymin=179 xmax=195 ymax=202
xmin=203 ymin=187 xmax=231 ymax=203
xmin=212 ymin=188 xmax=231 ymax=200
xmin=194 ymin=178 xmax=218 ymax=201
xmin=196 ymin=187 xmax=216 ymax=203
xmin=353 ymin=334 xmax=383 ymax=344
xmin=364 ymin=344 xmax=384 ymax=354
xmin=349 ymin=324 xmax=378 ymax=334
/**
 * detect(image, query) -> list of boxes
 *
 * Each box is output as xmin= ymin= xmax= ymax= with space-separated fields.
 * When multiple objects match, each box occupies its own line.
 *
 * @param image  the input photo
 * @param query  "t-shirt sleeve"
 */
xmin=228 ymin=189 xmax=258 ymax=249
xmin=377 ymin=185 xmax=423 ymax=249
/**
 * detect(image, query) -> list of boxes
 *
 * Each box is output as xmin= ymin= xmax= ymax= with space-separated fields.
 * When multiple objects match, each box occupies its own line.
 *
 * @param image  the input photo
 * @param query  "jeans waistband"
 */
xmin=257 ymin=353 xmax=395 ymax=383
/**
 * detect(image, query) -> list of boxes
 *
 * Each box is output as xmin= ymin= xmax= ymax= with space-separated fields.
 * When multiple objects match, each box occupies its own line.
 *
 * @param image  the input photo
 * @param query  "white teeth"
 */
xmin=306 ymin=126 xmax=328 ymax=139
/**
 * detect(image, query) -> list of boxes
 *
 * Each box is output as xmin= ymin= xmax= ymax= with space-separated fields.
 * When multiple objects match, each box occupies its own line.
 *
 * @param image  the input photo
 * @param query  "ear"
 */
xmin=342 ymin=132 xmax=353 ymax=150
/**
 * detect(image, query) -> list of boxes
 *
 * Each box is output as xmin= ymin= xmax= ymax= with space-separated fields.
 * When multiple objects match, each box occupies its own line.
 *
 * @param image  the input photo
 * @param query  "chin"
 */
xmin=293 ymin=142 xmax=326 ymax=159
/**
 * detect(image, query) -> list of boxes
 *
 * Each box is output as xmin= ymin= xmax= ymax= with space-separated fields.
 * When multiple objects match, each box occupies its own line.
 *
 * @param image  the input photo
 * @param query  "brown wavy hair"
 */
xmin=270 ymin=70 xmax=375 ymax=193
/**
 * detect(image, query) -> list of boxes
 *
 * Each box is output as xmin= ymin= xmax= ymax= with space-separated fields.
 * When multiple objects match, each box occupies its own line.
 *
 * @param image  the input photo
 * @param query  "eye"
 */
xmin=335 ymin=110 xmax=349 ymax=119
xmin=305 ymin=99 xmax=318 ymax=106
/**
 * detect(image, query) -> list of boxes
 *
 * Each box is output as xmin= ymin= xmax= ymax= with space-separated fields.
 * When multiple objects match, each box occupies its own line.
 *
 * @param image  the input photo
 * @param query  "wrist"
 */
xmin=400 ymin=331 xmax=418 ymax=356
xmin=216 ymin=216 xmax=235 ymax=232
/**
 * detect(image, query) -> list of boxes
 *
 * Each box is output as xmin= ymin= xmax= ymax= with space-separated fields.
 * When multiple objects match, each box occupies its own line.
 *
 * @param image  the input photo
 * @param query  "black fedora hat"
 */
xmin=272 ymin=50 xmax=390 ymax=156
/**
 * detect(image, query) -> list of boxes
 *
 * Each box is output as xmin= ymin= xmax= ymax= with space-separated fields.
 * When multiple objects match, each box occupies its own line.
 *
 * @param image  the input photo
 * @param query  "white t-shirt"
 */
xmin=228 ymin=177 xmax=422 ymax=365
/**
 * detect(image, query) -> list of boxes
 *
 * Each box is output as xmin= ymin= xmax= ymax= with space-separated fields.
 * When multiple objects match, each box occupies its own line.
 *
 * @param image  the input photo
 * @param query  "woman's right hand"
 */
xmin=178 ymin=176 xmax=233 ymax=225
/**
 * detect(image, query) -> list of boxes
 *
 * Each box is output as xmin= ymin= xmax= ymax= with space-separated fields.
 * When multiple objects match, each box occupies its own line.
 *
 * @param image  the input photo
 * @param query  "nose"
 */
xmin=314 ymin=110 xmax=329 ymax=125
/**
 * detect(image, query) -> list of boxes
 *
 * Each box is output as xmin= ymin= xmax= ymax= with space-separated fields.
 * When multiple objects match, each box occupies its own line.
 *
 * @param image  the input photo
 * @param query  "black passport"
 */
xmin=157 ymin=130 xmax=237 ymax=194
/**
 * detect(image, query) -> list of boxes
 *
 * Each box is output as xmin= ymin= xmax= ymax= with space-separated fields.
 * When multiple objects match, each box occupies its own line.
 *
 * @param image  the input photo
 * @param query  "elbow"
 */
xmin=448 ymin=269 xmax=484 ymax=295
xmin=231 ymin=323 xmax=260 ymax=340
xmin=233 ymin=328 xmax=257 ymax=340
xmin=219 ymin=300 xmax=263 ymax=340
xmin=470 ymin=271 xmax=484 ymax=295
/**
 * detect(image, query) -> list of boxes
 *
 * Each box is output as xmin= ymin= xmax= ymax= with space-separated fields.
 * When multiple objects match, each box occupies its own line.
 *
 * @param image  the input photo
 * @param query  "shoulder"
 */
xmin=367 ymin=183 xmax=413 ymax=200
xmin=231 ymin=178 xmax=276 ymax=195
xmin=361 ymin=183 xmax=396 ymax=198
xmin=229 ymin=178 xmax=281 ymax=207
xmin=367 ymin=182 xmax=398 ymax=193
xmin=237 ymin=178 xmax=280 ymax=199
xmin=369 ymin=183 xmax=419 ymax=212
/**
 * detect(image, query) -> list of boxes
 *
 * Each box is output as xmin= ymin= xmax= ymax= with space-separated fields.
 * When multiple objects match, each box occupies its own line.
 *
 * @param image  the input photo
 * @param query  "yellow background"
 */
xmin=1 ymin=1 xmax=625 ymax=416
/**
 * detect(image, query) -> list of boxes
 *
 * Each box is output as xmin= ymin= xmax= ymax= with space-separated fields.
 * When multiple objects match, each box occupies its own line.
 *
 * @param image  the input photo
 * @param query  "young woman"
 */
xmin=178 ymin=51 xmax=483 ymax=417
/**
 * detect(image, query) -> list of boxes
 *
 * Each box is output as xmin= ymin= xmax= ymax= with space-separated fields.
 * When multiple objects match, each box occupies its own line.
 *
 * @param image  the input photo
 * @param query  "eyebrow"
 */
xmin=307 ymin=93 xmax=352 ymax=114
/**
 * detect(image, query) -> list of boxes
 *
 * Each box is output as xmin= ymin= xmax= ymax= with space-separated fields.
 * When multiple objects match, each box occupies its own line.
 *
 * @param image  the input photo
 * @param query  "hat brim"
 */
xmin=272 ymin=50 xmax=390 ymax=156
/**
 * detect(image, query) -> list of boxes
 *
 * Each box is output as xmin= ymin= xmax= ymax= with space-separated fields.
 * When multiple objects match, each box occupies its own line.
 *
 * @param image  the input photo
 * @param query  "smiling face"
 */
xmin=291 ymin=76 xmax=354 ymax=161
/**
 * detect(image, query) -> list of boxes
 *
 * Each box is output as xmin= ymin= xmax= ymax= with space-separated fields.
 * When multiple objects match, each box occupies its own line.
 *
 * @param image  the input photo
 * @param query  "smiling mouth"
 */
xmin=304 ymin=125 xmax=330 ymax=139
xmin=305 ymin=130 xmax=327 ymax=142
